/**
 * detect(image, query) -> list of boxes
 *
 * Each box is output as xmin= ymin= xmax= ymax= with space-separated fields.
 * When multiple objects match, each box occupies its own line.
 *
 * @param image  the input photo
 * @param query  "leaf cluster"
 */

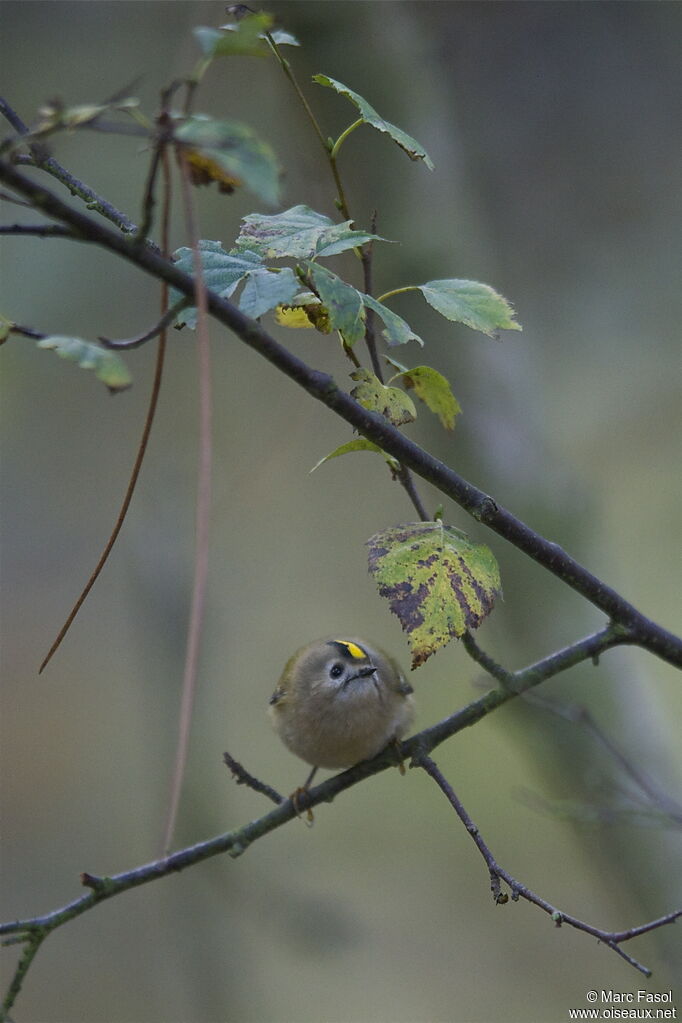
xmin=2 ymin=6 xmax=523 ymax=666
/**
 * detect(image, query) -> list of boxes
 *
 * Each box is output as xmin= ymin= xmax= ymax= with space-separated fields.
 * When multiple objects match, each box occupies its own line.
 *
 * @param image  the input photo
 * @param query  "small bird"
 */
xmin=269 ymin=637 xmax=415 ymax=786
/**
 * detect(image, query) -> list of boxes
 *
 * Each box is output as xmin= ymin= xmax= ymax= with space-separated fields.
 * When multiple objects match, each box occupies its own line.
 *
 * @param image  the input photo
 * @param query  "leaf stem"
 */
xmin=329 ymin=118 xmax=363 ymax=160
xmin=99 ymin=300 xmax=188 ymax=350
xmin=360 ymin=209 xmax=383 ymax=381
xmin=376 ymin=285 xmax=419 ymax=304
xmin=265 ymin=34 xmax=352 ymax=219
xmin=265 ymin=34 xmax=329 ymax=156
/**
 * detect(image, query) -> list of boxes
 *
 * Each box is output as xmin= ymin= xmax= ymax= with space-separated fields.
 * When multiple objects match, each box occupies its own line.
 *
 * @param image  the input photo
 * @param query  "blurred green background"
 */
xmin=1 ymin=3 xmax=680 ymax=1021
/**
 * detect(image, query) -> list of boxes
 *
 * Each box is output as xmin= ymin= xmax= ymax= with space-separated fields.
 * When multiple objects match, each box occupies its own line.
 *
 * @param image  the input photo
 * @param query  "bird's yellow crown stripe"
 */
xmin=334 ymin=640 xmax=366 ymax=660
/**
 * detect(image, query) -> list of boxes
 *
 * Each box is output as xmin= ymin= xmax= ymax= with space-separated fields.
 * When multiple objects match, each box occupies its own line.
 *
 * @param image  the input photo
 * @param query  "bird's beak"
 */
xmin=341 ymin=664 xmax=378 ymax=690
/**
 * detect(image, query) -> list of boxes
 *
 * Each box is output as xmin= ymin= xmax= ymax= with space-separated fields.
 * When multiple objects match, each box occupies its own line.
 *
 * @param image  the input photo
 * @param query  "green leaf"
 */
xmin=350 ymin=368 xmax=417 ymax=427
xmin=238 ymin=267 xmax=300 ymax=319
xmin=367 ymin=521 xmax=502 ymax=668
xmin=175 ymin=114 xmax=281 ymax=204
xmin=194 ymin=13 xmax=274 ymax=57
xmin=310 ymin=438 xmax=399 ymax=474
xmin=309 ymin=264 xmax=365 ymax=344
xmin=362 ymin=294 xmax=423 ymax=347
xmin=36 ymin=335 xmax=131 ymax=394
xmin=313 ymin=74 xmax=434 ymax=170
xmin=235 ymin=204 xmax=385 ymax=260
xmin=386 ymin=361 xmax=461 ymax=430
xmin=418 ymin=279 xmax=522 ymax=338
xmin=171 ymin=242 xmax=262 ymax=328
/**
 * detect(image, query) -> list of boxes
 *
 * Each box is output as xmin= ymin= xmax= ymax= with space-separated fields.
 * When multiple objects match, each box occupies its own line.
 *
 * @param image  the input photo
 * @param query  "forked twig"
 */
xmin=414 ymin=753 xmax=681 ymax=977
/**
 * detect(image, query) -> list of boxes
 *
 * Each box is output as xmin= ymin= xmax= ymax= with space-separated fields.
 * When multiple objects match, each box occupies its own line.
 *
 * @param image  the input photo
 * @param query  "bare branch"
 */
xmin=0 ymin=622 xmax=671 ymax=1015
xmin=414 ymin=753 xmax=681 ymax=977
xmin=99 ymin=301 xmax=187 ymax=350
xmin=522 ymin=692 xmax=682 ymax=827
xmin=223 ymin=752 xmax=284 ymax=805
xmin=0 ymin=96 xmax=143 ymax=238
xmin=0 ymin=222 xmax=76 ymax=238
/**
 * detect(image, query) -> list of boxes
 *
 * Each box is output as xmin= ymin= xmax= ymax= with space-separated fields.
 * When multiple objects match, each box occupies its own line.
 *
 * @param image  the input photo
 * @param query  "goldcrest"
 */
xmin=268 ymin=637 xmax=415 ymax=771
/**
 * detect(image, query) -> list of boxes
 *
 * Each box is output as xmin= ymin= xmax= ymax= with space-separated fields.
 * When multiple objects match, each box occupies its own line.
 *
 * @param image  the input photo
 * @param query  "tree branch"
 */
xmin=223 ymin=752 xmax=284 ymax=805
xmin=0 ymin=621 xmax=671 ymax=1018
xmin=1 ymin=158 xmax=678 ymax=669
xmin=0 ymin=222 xmax=76 ymax=238
xmin=522 ymin=692 xmax=682 ymax=827
xmin=414 ymin=753 xmax=681 ymax=977
xmin=0 ymin=97 xmax=143 ymax=238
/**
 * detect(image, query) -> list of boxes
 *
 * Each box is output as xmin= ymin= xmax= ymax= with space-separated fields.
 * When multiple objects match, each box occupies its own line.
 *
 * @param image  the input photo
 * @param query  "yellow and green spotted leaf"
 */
xmin=367 ymin=521 xmax=502 ymax=667
xmin=350 ymin=368 xmax=416 ymax=427
xmin=275 ymin=296 xmax=332 ymax=333
xmin=386 ymin=358 xmax=461 ymax=430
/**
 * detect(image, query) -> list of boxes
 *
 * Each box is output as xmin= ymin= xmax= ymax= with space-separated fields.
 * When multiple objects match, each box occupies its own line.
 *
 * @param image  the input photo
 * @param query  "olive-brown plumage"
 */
xmin=269 ymin=637 xmax=415 ymax=770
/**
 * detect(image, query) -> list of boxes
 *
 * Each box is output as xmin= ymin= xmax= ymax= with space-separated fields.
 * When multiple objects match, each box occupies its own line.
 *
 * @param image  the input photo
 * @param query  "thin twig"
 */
xmin=7 ymin=324 xmax=47 ymax=341
xmin=38 ymin=153 xmax=172 ymax=675
xmin=360 ymin=211 xmax=383 ymax=380
xmin=524 ymin=693 xmax=682 ymax=826
xmin=0 ymin=932 xmax=46 ymax=1022
xmin=99 ymin=301 xmax=187 ymax=350
xmin=359 ymin=209 xmax=429 ymax=520
xmin=395 ymin=464 xmax=430 ymax=520
xmin=161 ymin=148 xmax=214 ymax=856
xmin=223 ymin=752 xmax=284 ymax=805
xmin=414 ymin=753 xmax=679 ymax=976
xmin=462 ymin=630 xmax=515 ymax=686
xmin=0 ymin=189 xmax=33 ymax=207
xmin=0 ymin=222 xmax=76 ymax=238
xmin=0 ymin=96 xmax=141 ymax=238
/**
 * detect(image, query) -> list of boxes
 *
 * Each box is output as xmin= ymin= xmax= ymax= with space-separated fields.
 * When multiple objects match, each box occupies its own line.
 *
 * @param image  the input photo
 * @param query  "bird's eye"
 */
xmin=329 ymin=662 xmax=344 ymax=680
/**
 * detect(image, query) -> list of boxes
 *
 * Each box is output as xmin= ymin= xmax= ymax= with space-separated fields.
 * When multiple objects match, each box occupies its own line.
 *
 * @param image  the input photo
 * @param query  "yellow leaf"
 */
xmin=275 ymin=305 xmax=315 ymax=329
xmin=275 ymin=302 xmax=332 ymax=333
xmin=185 ymin=150 xmax=241 ymax=194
